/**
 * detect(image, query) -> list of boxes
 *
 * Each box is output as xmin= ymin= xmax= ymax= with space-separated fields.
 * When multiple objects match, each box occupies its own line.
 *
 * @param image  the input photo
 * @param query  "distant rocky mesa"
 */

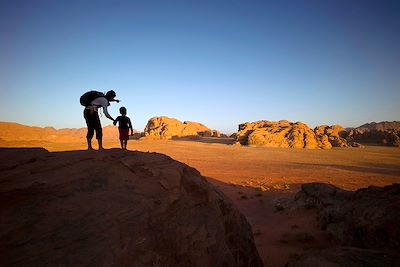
xmin=234 ymin=120 xmax=400 ymax=149
xmin=357 ymin=121 xmax=400 ymax=131
xmin=143 ymin=116 xmax=223 ymax=139
xmin=0 ymin=122 xmax=134 ymax=144
xmin=346 ymin=121 xmax=400 ymax=147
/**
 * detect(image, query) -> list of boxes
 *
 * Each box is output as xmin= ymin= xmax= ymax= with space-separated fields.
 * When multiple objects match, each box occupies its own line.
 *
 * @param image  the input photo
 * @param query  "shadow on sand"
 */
xmin=293 ymin=162 xmax=400 ymax=176
xmin=171 ymin=136 xmax=235 ymax=145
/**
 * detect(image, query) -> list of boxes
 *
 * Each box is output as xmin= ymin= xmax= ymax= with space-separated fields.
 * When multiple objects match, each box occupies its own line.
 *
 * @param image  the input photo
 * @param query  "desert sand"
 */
xmin=1 ymin=137 xmax=399 ymax=266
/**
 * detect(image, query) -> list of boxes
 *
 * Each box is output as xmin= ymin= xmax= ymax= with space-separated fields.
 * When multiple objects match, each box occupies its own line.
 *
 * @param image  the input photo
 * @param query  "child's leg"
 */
xmin=124 ymin=140 xmax=128 ymax=149
xmin=120 ymin=140 xmax=123 ymax=149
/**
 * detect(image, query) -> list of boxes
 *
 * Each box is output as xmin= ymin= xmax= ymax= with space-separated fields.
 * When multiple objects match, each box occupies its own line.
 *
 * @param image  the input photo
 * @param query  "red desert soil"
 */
xmin=2 ymin=138 xmax=400 ymax=267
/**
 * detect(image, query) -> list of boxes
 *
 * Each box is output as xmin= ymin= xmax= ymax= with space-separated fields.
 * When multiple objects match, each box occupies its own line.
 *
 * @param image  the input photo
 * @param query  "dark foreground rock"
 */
xmin=295 ymin=183 xmax=400 ymax=248
xmin=0 ymin=148 xmax=263 ymax=267
xmin=290 ymin=183 xmax=400 ymax=267
xmin=285 ymin=246 xmax=400 ymax=267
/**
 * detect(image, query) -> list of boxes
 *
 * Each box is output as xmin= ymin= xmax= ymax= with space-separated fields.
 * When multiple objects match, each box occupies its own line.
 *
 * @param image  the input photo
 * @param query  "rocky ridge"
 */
xmin=0 ymin=148 xmax=263 ymax=267
xmin=287 ymin=183 xmax=400 ymax=266
xmin=0 ymin=122 xmax=122 ymax=143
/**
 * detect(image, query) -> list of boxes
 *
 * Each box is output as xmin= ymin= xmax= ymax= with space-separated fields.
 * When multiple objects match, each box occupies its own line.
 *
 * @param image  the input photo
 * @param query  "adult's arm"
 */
xmin=91 ymin=97 xmax=114 ymax=121
xmin=113 ymin=116 xmax=120 ymax=126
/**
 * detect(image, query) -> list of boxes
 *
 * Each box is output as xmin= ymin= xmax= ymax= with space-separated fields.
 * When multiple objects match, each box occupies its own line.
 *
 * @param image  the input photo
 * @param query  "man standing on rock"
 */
xmin=81 ymin=90 xmax=119 ymax=150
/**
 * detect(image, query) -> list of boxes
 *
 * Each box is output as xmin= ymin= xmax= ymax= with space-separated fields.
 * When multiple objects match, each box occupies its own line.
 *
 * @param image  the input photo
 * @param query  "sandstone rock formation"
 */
xmin=357 ymin=121 xmax=400 ymax=131
xmin=235 ymin=120 xmax=322 ymax=149
xmin=235 ymin=120 xmax=366 ymax=149
xmin=0 ymin=148 xmax=263 ymax=267
xmin=314 ymin=125 xmax=349 ymax=148
xmin=0 ymin=122 xmax=128 ymax=144
xmin=343 ymin=121 xmax=400 ymax=147
xmin=347 ymin=128 xmax=400 ymax=147
xmin=289 ymin=183 xmax=400 ymax=266
xmin=295 ymin=183 xmax=400 ymax=248
xmin=143 ymin=116 xmax=221 ymax=139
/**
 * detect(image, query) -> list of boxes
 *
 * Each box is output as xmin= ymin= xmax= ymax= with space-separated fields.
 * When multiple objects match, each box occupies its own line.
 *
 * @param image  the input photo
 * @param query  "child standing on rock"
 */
xmin=113 ymin=107 xmax=134 ymax=150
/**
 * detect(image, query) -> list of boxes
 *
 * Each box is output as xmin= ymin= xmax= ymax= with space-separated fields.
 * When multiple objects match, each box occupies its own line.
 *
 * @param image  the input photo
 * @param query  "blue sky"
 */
xmin=0 ymin=0 xmax=399 ymax=134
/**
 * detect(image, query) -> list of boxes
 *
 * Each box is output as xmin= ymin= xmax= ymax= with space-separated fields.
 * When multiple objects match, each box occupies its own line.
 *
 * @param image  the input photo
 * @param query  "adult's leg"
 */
xmin=91 ymin=112 xmax=103 ymax=150
xmin=124 ymin=140 xmax=128 ymax=149
xmin=84 ymin=109 xmax=94 ymax=150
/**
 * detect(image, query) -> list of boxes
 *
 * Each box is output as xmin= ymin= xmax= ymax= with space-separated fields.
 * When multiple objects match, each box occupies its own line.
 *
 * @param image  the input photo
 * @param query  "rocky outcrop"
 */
xmin=0 ymin=148 xmax=263 ymax=267
xmin=295 ymin=183 xmax=400 ymax=248
xmin=235 ymin=120 xmax=323 ymax=149
xmin=314 ymin=125 xmax=350 ymax=148
xmin=143 ymin=116 xmax=221 ymax=139
xmin=290 ymin=183 xmax=400 ymax=267
xmin=347 ymin=128 xmax=400 ymax=147
xmin=235 ymin=120 xmax=363 ymax=149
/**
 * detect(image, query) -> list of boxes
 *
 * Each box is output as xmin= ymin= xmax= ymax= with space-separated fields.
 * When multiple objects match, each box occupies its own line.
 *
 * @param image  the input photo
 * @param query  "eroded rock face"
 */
xmin=357 ymin=121 xmax=400 ymax=132
xmin=236 ymin=120 xmax=321 ymax=149
xmin=235 ymin=121 xmax=366 ymax=149
xmin=143 ymin=116 xmax=221 ymax=139
xmin=0 ymin=148 xmax=263 ymax=267
xmin=314 ymin=125 xmax=349 ymax=148
xmin=290 ymin=183 xmax=400 ymax=267
xmin=295 ymin=183 xmax=400 ymax=248
xmin=347 ymin=128 xmax=400 ymax=147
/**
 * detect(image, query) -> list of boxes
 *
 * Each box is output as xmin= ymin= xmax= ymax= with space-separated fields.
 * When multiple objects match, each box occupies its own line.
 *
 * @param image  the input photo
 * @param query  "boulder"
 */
xmin=143 ymin=117 xmax=221 ymax=139
xmin=0 ymin=148 xmax=263 ymax=267
xmin=295 ymin=183 xmax=400 ymax=248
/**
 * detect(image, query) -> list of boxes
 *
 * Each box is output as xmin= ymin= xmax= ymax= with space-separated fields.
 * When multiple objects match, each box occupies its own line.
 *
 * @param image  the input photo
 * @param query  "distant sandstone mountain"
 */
xmin=0 ymin=122 xmax=121 ymax=143
xmin=143 ymin=116 xmax=224 ymax=139
xmin=0 ymin=148 xmax=264 ymax=267
xmin=357 ymin=121 xmax=400 ymax=131
xmin=347 ymin=121 xmax=400 ymax=147
xmin=235 ymin=120 xmax=362 ymax=149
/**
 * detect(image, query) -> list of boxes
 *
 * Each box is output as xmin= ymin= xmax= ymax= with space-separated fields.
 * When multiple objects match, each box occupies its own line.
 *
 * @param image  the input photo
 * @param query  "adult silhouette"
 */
xmin=82 ymin=90 xmax=119 ymax=150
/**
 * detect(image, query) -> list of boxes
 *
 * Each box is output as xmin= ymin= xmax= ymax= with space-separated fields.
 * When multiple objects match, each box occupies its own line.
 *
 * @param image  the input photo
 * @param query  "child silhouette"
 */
xmin=113 ymin=107 xmax=134 ymax=150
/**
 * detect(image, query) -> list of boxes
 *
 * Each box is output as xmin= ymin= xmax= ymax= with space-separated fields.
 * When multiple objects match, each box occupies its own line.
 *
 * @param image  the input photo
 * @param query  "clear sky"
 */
xmin=0 ymin=0 xmax=399 ymax=134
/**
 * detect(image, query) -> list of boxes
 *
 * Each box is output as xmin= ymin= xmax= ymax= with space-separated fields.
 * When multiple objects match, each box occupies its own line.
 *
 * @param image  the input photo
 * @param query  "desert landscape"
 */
xmin=1 ymin=120 xmax=399 ymax=266
xmin=2 ymin=1 xmax=400 ymax=266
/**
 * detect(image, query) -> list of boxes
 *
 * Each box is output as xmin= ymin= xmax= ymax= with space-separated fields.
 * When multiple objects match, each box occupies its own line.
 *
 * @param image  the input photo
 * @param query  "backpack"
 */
xmin=80 ymin=91 xmax=105 ymax=106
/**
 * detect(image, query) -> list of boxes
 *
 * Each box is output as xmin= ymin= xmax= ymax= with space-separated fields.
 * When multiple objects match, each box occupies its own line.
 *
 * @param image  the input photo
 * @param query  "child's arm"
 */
xmin=128 ymin=118 xmax=134 ymax=135
xmin=113 ymin=116 xmax=119 ymax=126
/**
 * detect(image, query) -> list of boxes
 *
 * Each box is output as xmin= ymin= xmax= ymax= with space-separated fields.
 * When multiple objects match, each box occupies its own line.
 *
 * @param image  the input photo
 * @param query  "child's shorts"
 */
xmin=119 ymin=129 xmax=129 ymax=141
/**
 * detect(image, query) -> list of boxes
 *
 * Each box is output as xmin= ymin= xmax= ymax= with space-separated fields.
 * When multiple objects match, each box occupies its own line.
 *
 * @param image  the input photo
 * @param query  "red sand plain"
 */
xmin=2 ymin=138 xmax=400 ymax=267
